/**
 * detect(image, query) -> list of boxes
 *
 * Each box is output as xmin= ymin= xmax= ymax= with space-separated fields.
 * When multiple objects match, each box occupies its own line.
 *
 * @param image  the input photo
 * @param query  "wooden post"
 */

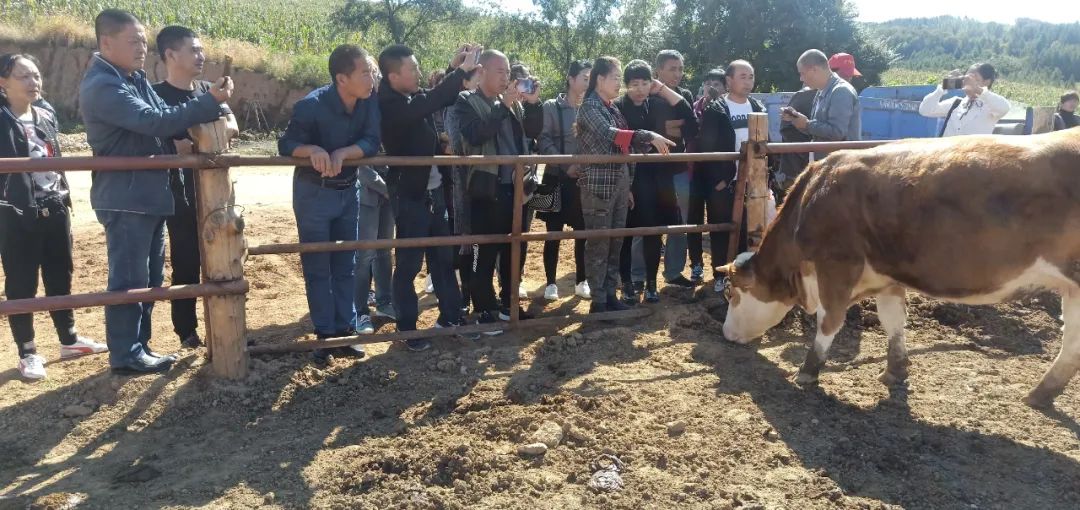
xmin=743 ymin=113 xmax=770 ymax=252
xmin=508 ymin=163 xmax=526 ymax=325
xmin=192 ymin=119 xmax=248 ymax=379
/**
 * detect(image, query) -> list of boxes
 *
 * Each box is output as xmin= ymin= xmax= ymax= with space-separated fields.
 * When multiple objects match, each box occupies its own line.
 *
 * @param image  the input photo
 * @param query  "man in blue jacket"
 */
xmin=278 ymin=44 xmax=380 ymax=365
xmin=80 ymin=9 xmax=232 ymax=375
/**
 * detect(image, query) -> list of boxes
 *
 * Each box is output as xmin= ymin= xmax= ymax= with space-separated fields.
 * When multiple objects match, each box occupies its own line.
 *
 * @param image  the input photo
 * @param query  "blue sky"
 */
xmin=476 ymin=0 xmax=1080 ymax=25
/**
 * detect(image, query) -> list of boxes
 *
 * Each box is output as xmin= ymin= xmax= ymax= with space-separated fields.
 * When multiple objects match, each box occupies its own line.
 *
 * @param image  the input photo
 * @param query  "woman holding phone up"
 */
xmin=919 ymin=63 xmax=1010 ymax=137
xmin=0 ymin=54 xmax=107 ymax=380
xmin=574 ymin=56 xmax=673 ymax=314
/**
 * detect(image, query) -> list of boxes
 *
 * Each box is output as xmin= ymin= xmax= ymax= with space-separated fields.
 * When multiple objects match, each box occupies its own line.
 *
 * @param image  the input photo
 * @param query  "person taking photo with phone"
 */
xmin=919 ymin=63 xmax=1010 ymax=137
xmin=455 ymin=51 xmax=543 ymax=330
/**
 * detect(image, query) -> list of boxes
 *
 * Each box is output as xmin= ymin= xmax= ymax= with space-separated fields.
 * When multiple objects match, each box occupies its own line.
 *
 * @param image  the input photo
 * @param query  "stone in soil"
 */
xmin=518 ymin=443 xmax=549 ymax=456
xmin=531 ymin=420 xmax=565 ymax=448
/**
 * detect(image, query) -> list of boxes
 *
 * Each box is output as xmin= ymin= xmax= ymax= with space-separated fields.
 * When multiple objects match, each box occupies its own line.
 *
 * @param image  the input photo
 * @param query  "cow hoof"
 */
xmin=877 ymin=369 xmax=908 ymax=387
xmin=1022 ymin=392 xmax=1054 ymax=410
xmin=794 ymin=372 xmax=819 ymax=386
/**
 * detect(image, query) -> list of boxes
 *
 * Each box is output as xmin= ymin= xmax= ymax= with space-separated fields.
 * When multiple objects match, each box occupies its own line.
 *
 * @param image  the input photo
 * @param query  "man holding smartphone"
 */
xmin=456 ymin=51 xmax=543 ymax=330
xmin=782 ymin=49 xmax=861 ymax=160
xmin=378 ymin=43 xmax=481 ymax=352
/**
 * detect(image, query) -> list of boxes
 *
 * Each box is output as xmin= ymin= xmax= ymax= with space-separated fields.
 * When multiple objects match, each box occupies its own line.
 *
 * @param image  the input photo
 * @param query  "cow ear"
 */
xmin=714 ymin=263 xmax=733 ymax=276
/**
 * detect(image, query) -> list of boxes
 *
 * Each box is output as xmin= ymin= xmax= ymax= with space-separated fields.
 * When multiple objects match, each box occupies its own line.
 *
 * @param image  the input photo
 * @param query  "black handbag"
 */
xmin=527 ymin=104 xmax=565 ymax=213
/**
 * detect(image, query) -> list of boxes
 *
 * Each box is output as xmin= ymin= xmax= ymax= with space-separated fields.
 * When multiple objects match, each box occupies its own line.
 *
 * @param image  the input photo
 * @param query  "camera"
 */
xmin=516 ymin=78 xmax=537 ymax=95
xmin=943 ymin=77 xmax=964 ymax=90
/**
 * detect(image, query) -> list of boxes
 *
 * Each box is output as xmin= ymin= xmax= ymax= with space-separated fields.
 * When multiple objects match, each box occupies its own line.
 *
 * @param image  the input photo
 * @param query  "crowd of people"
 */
xmin=1 ymin=8 xmax=1074 ymax=379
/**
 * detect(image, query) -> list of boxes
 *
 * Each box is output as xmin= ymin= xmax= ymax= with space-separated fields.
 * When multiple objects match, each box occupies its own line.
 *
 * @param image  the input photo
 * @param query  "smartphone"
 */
xmin=706 ymin=85 xmax=720 ymax=100
xmin=781 ymin=106 xmax=796 ymax=116
xmin=222 ymin=55 xmax=233 ymax=78
xmin=472 ymin=48 xmax=481 ymax=66
xmin=517 ymin=78 xmax=537 ymax=95
xmin=943 ymin=77 xmax=964 ymax=90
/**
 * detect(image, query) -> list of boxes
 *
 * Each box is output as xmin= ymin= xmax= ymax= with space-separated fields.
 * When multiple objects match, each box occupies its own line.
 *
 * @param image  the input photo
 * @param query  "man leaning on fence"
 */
xmin=278 ymin=44 xmax=380 ymax=366
xmin=80 ymin=9 xmax=233 ymax=375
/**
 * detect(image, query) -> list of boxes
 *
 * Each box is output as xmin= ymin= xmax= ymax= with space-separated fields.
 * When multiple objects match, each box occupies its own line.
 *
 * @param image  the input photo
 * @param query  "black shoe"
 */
xmin=312 ymin=348 xmax=333 ymax=367
xmin=589 ymin=303 xmax=608 ymax=314
xmin=644 ymin=288 xmax=660 ymax=303
xmin=180 ymin=333 xmax=203 ymax=349
xmin=406 ymin=338 xmax=432 ymax=352
xmin=437 ymin=316 xmax=480 ymax=341
xmin=476 ymin=311 xmax=504 ymax=336
xmin=621 ymin=283 xmax=639 ymax=305
xmin=606 ymin=298 xmax=633 ymax=312
xmin=633 ymin=281 xmax=645 ymax=293
xmin=329 ymin=329 xmax=366 ymax=358
xmin=498 ymin=308 xmax=534 ymax=321
xmin=145 ymin=349 xmax=178 ymax=364
xmin=666 ymin=275 xmax=697 ymax=288
xmin=111 ymin=353 xmax=174 ymax=375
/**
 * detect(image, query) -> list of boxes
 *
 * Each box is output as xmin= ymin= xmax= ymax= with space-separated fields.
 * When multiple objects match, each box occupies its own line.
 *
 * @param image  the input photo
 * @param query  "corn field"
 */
xmin=1 ymin=0 xmax=345 ymax=54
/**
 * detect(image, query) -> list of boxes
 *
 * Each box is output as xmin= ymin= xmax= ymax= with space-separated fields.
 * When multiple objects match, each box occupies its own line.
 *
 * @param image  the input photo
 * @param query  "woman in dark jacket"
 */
xmin=0 ymin=54 xmax=106 ymax=380
xmin=537 ymin=59 xmax=591 ymax=301
xmin=614 ymin=60 xmax=695 ymax=304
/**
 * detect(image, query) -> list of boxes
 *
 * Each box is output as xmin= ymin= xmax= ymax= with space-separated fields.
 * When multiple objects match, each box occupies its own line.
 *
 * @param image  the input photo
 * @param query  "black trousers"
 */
xmin=392 ymin=188 xmax=462 ymax=331
xmin=0 ymin=205 xmax=77 ymax=356
xmin=166 ymin=188 xmax=201 ymax=340
xmin=687 ymin=185 xmax=747 ymax=277
xmin=470 ymin=185 xmax=528 ymax=313
xmin=543 ymin=218 xmax=586 ymax=285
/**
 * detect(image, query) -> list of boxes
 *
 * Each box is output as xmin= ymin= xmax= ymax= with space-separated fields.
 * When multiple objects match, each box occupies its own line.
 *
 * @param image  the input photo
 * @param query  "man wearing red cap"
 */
xmin=828 ymin=53 xmax=862 ymax=82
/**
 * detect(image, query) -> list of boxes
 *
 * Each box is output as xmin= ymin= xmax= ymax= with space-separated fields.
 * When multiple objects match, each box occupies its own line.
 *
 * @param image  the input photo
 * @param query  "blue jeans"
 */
xmin=392 ymin=188 xmax=461 ymax=331
xmin=95 ymin=210 xmax=166 ymax=366
xmin=663 ymin=170 xmax=691 ymax=281
xmin=293 ymin=178 xmax=360 ymax=336
xmin=355 ymin=187 xmax=394 ymax=317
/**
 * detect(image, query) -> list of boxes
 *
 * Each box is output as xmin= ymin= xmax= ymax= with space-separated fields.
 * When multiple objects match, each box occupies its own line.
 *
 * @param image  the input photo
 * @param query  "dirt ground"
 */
xmin=1 ymin=140 xmax=1078 ymax=509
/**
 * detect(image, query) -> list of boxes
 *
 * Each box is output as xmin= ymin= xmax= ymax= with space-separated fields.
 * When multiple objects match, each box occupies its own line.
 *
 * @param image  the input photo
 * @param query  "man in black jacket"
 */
xmin=651 ymin=49 xmax=699 ymax=288
xmin=379 ymin=43 xmax=480 ymax=352
xmin=693 ymin=60 xmax=763 ymax=293
xmin=455 ymin=50 xmax=543 ymax=330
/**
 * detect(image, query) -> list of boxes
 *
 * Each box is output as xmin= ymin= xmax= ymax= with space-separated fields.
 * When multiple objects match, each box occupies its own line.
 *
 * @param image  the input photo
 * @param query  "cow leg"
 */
xmin=795 ymin=310 xmax=839 ymax=384
xmin=876 ymin=287 xmax=910 ymax=386
xmin=1025 ymin=289 xmax=1080 ymax=408
xmin=795 ymin=264 xmax=859 ymax=385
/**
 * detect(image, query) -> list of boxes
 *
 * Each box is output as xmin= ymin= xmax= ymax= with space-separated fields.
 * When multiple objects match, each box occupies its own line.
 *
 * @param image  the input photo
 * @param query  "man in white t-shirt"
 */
xmin=692 ymin=60 xmax=767 ymax=294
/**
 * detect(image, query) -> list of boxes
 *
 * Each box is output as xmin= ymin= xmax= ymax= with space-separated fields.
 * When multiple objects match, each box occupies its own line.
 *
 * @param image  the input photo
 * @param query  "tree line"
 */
xmin=868 ymin=16 xmax=1080 ymax=84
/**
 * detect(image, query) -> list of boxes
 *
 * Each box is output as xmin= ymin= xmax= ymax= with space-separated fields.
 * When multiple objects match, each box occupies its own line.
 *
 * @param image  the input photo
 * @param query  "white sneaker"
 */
xmin=18 ymin=354 xmax=47 ymax=380
xmin=575 ymin=281 xmax=592 ymax=299
xmin=423 ymin=275 xmax=434 ymax=294
xmin=544 ymin=284 xmax=559 ymax=301
xmin=60 ymin=336 xmax=109 ymax=359
xmin=519 ymin=283 xmax=529 ymax=299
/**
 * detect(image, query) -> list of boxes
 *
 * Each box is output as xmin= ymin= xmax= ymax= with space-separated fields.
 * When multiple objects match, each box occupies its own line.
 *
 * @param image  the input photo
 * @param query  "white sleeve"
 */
xmin=919 ymin=87 xmax=953 ymax=118
xmin=979 ymin=89 xmax=1011 ymax=120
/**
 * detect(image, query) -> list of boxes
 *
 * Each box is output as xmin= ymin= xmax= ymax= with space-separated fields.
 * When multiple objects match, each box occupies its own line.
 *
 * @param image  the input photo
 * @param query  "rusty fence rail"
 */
xmin=0 ymin=113 xmax=893 ymax=378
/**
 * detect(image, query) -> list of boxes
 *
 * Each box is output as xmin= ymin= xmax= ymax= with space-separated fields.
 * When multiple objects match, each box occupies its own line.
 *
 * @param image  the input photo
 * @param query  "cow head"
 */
xmin=716 ymin=252 xmax=794 ymax=343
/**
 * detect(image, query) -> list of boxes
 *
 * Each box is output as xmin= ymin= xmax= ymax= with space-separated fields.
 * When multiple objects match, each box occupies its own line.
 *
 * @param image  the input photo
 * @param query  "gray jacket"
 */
xmin=538 ymin=94 xmax=580 ymax=177
xmin=80 ymin=54 xmax=223 ymax=215
xmin=805 ymin=74 xmax=861 ymax=142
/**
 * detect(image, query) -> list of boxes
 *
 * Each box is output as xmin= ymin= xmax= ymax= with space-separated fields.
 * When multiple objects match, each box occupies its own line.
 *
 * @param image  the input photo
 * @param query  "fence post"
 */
xmin=192 ymin=120 xmax=248 ymax=379
xmin=508 ymin=163 xmax=525 ymax=325
xmin=743 ymin=113 xmax=770 ymax=252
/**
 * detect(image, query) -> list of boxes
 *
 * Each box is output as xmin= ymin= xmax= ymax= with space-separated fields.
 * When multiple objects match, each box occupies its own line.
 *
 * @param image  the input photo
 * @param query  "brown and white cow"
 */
xmin=717 ymin=127 xmax=1080 ymax=408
